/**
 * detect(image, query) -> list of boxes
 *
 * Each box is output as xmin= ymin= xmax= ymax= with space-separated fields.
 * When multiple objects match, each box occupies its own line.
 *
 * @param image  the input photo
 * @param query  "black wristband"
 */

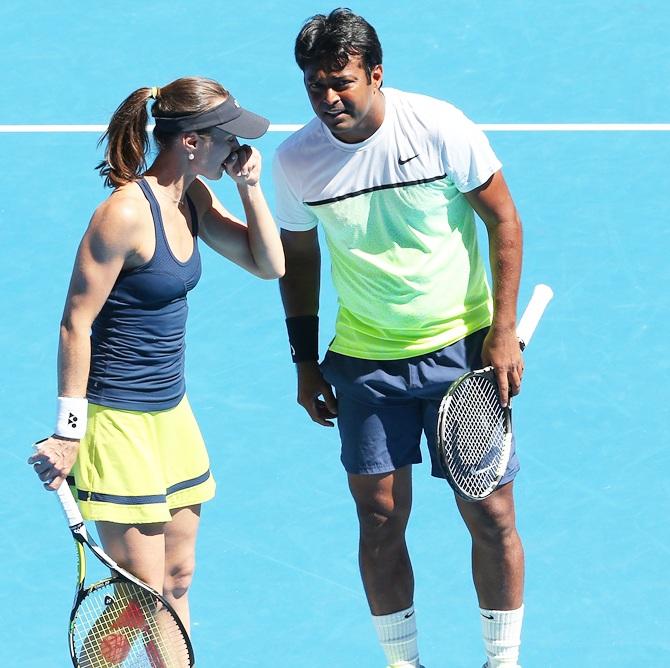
xmin=285 ymin=315 xmax=319 ymax=363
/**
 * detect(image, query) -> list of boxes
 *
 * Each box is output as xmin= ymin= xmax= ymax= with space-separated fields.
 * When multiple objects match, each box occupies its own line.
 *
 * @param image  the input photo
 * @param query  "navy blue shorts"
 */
xmin=320 ymin=328 xmax=520 ymax=482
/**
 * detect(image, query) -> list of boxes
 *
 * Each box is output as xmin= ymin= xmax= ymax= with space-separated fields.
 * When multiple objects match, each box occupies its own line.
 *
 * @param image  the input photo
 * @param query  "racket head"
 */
xmin=436 ymin=367 xmax=513 ymax=502
xmin=69 ymin=574 xmax=193 ymax=667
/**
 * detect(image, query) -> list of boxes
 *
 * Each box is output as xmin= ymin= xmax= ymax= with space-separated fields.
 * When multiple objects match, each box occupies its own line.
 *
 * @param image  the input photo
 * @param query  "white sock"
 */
xmin=371 ymin=605 xmax=420 ymax=668
xmin=480 ymin=604 xmax=524 ymax=667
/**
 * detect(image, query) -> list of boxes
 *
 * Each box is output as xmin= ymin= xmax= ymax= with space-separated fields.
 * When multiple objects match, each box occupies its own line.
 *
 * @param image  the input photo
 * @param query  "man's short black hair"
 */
xmin=294 ymin=7 xmax=383 ymax=81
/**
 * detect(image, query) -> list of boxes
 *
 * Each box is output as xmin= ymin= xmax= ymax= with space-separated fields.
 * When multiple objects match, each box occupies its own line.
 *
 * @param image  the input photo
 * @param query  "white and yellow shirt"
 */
xmin=273 ymin=88 xmax=502 ymax=360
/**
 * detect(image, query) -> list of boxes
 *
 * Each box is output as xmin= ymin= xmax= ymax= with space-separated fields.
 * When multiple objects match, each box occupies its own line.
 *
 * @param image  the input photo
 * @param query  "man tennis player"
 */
xmin=274 ymin=9 xmax=525 ymax=668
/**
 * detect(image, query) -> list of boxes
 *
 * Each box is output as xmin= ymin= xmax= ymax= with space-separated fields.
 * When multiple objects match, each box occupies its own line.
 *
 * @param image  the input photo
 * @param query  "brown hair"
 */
xmin=96 ymin=77 xmax=229 ymax=188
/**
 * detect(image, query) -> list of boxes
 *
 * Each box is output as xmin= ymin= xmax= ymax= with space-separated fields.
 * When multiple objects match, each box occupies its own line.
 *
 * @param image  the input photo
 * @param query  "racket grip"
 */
xmin=517 ymin=283 xmax=554 ymax=349
xmin=56 ymin=480 xmax=86 ymax=530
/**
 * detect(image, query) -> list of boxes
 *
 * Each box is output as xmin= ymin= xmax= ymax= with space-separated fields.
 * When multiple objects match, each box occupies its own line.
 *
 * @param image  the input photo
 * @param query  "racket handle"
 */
xmin=56 ymin=480 xmax=86 ymax=531
xmin=517 ymin=283 xmax=554 ymax=349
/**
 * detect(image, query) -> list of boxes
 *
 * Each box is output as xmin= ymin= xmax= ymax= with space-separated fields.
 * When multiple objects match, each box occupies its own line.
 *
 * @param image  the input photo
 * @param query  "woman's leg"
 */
xmin=163 ymin=505 xmax=202 ymax=634
xmin=97 ymin=504 xmax=201 ymax=634
xmin=96 ymin=520 xmax=167 ymax=593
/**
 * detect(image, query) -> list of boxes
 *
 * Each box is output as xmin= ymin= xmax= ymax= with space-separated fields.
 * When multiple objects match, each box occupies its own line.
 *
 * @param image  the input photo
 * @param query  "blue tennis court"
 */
xmin=1 ymin=2 xmax=668 ymax=666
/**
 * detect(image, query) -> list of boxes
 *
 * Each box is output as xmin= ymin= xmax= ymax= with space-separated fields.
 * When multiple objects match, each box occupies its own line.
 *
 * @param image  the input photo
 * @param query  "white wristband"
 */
xmin=55 ymin=396 xmax=88 ymax=439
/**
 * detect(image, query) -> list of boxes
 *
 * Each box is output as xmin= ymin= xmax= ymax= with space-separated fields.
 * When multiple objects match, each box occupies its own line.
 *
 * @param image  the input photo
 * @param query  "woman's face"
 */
xmin=197 ymin=127 xmax=241 ymax=180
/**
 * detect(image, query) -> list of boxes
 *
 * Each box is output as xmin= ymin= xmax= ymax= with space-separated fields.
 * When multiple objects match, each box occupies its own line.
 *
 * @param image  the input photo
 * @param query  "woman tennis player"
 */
xmin=28 ymin=76 xmax=284 ymax=636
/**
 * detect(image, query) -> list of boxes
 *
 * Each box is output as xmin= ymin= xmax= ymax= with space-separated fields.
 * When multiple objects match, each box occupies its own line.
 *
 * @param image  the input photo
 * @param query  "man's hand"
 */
xmin=481 ymin=326 xmax=524 ymax=407
xmin=296 ymin=361 xmax=338 ymax=426
xmin=28 ymin=436 xmax=80 ymax=491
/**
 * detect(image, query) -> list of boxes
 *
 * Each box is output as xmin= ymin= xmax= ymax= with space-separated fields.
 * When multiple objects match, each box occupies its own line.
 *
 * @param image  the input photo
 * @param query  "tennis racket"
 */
xmin=52 ymin=476 xmax=195 ymax=667
xmin=436 ymin=283 xmax=554 ymax=502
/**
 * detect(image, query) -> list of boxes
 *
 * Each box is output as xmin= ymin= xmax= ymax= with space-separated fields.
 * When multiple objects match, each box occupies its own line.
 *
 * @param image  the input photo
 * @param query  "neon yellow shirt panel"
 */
xmin=310 ymin=175 xmax=493 ymax=359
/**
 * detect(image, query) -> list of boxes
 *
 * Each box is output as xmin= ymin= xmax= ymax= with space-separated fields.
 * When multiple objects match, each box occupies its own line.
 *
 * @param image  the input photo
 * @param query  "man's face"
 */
xmin=303 ymin=55 xmax=384 ymax=143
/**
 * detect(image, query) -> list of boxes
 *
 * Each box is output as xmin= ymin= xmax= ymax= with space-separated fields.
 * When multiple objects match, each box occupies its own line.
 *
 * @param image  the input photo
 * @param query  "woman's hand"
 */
xmin=28 ymin=437 xmax=80 ymax=491
xmin=225 ymin=145 xmax=261 ymax=187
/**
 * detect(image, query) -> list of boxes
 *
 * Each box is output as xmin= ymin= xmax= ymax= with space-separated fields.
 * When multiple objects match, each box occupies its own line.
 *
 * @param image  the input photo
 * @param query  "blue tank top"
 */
xmin=87 ymin=178 xmax=202 ymax=411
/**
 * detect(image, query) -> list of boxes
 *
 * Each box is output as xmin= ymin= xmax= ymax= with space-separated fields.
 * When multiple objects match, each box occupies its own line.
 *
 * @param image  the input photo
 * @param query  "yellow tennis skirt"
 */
xmin=69 ymin=395 xmax=216 ymax=524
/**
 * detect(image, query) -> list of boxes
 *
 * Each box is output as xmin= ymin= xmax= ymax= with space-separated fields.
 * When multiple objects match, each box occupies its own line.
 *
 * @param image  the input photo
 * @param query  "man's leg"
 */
xmin=348 ymin=466 xmax=421 ymax=668
xmin=456 ymin=481 xmax=524 ymax=667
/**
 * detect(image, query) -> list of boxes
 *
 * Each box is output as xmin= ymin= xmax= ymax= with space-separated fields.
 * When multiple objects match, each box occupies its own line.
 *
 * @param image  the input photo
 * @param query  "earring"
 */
xmin=188 ymin=153 xmax=195 ymax=161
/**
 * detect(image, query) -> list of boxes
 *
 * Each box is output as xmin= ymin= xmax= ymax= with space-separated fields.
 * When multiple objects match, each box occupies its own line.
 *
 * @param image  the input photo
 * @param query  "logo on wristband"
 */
xmin=68 ymin=413 xmax=78 ymax=429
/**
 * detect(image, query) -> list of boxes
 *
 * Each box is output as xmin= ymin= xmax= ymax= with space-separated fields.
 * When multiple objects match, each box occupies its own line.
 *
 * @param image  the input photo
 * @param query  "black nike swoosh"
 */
xmin=481 ymin=613 xmax=494 ymax=619
xmin=404 ymin=610 xmax=415 ymax=619
xmin=398 ymin=154 xmax=419 ymax=165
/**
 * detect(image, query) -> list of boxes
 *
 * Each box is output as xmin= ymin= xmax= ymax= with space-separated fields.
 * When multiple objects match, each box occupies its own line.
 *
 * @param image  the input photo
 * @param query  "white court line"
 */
xmin=0 ymin=124 xmax=305 ymax=133
xmin=0 ymin=123 xmax=669 ymax=133
xmin=480 ymin=123 xmax=670 ymax=131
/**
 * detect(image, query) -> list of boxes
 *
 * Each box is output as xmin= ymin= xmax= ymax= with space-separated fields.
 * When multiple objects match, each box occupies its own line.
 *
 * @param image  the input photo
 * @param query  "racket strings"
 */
xmin=438 ymin=374 xmax=508 ymax=498
xmin=72 ymin=580 xmax=189 ymax=667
